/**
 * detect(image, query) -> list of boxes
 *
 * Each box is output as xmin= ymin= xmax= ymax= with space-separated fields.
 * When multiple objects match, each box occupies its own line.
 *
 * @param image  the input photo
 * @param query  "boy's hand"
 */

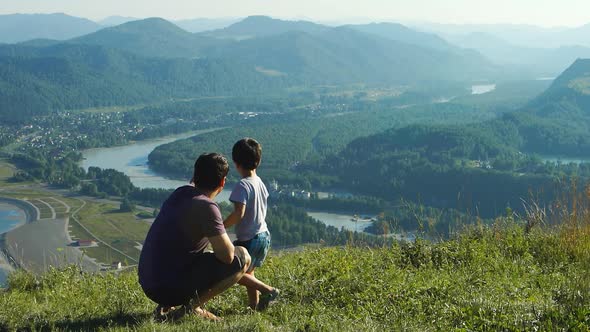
xmin=223 ymin=202 xmax=246 ymax=228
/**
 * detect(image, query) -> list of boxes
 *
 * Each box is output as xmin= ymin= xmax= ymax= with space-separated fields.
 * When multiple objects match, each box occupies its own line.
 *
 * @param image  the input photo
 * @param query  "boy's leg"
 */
xmin=246 ymin=270 xmax=259 ymax=309
xmin=238 ymin=268 xmax=274 ymax=294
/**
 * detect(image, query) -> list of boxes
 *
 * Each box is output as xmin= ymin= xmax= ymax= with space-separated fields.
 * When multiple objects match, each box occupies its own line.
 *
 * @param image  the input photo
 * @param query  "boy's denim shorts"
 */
xmin=234 ymin=231 xmax=271 ymax=273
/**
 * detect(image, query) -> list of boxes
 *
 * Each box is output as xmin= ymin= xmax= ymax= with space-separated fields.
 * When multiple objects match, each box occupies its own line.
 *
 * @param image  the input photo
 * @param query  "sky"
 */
xmin=1 ymin=0 xmax=590 ymax=27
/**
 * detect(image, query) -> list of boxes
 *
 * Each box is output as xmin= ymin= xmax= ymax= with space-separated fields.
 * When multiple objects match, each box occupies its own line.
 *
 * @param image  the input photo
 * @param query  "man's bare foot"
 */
xmin=153 ymin=305 xmax=185 ymax=322
xmin=193 ymin=306 xmax=222 ymax=322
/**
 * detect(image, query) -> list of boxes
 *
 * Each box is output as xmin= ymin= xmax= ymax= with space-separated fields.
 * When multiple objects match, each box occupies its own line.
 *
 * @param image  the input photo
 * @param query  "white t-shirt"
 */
xmin=229 ymin=176 xmax=269 ymax=241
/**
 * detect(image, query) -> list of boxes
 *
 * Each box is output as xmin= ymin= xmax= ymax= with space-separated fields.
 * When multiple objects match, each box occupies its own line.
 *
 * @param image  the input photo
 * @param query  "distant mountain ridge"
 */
xmin=202 ymin=15 xmax=329 ymax=39
xmin=446 ymin=32 xmax=590 ymax=76
xmin=0 ymin=13 xmax=101 ymax=43
xmin=72 ymin=18 xmax=224 ymax=58
xmin=346 ymin=22 xmax=454 ymax=51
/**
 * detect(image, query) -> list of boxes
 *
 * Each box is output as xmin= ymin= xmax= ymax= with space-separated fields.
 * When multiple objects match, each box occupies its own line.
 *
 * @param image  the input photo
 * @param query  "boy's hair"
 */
xmin=193 ymin=153 xmax=229 ymax=191
xmin=232 ymin=138 xmax=262 ymax=171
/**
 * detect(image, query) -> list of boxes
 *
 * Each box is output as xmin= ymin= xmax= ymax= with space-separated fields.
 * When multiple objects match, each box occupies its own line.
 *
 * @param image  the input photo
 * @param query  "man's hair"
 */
xmin=193 ymin=153 xmax=229 ymax=191
xmin=232 ymin=138 xmax=262 ymax=170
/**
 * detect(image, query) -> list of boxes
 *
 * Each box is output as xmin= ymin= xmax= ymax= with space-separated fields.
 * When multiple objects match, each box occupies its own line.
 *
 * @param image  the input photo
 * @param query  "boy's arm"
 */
xmin=224 ymin=201 xmax=246 ymax=228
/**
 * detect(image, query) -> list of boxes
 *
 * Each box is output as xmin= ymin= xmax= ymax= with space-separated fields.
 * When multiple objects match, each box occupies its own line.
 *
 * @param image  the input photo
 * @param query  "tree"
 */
xmin=120 ymin=197 xmax=135 ymax=212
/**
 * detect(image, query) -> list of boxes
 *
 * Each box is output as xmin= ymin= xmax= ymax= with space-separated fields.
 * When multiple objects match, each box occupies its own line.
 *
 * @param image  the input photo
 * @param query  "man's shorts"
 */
xmin=142 ymin=252 xmax=244 ymax=307
xmin=234 ymin=231 xmax=270 ymax=273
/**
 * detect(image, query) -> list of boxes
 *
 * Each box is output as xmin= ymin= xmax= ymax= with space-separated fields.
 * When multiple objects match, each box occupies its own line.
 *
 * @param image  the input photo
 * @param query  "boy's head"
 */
xmin=232 ymin=138 xmax=262 ymax=171
xmin=193 ymin=153 xmax=229 ymax=191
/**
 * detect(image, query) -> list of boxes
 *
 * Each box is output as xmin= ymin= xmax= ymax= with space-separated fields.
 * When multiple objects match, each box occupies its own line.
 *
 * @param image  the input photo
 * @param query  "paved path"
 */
xmin=48 ymin=197 xmax=71 ymax=213
xmin=35 ymin=198 xmax=56 ymax=219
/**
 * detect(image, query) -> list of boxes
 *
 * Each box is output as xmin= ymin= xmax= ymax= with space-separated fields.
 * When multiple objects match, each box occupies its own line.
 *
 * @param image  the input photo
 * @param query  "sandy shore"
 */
xmin=0 ymin=197 xmax=100 ymax=279
xmin=5 ymin=217 xmax=100 ymax=273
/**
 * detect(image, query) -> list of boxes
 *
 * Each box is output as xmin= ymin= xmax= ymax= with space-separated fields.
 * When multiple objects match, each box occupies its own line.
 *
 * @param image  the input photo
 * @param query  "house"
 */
xmin=76 ymin=239 xmax=96 ymax=247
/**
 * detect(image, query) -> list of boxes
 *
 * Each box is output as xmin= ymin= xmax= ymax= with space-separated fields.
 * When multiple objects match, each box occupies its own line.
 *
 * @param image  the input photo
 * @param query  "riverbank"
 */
xmin=0 ymin=198 xmax=38 ymax=286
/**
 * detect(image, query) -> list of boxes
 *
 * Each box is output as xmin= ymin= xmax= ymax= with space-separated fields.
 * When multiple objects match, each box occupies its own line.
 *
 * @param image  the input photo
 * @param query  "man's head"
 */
xmin=193 ymin=153 xmax=229 ymax=191
xmin=232 ymin=138 xmax=262 ymax=171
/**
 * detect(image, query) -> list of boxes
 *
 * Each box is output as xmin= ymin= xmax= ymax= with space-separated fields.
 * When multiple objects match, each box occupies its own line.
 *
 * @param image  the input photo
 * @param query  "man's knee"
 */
xmin=234 ymin=246 xmax=251 ymax=272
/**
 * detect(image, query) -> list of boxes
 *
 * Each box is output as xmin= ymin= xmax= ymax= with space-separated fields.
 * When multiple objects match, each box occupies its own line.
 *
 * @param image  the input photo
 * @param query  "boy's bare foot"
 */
xmin=193 ymin=306 xmax=222 ymax=321
xmin=256 ymin=288 xmax=280 ymax=311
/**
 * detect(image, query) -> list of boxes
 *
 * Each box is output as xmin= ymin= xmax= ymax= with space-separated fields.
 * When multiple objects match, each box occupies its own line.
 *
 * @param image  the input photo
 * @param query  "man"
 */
xmin=138 ymin=153 xmax=251 ymax=321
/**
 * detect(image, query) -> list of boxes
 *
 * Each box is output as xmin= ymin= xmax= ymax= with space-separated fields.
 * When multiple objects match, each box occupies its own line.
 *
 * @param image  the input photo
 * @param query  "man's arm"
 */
xmin=223 ymin=201 xmax=246 ymax=228
xmin=208 ymin=233 xmax=235 ymax=264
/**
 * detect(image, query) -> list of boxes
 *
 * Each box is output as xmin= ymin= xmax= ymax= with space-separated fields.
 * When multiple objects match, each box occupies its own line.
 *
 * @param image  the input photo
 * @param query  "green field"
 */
xmin=72 ymin=201 xmax=150 ymax=264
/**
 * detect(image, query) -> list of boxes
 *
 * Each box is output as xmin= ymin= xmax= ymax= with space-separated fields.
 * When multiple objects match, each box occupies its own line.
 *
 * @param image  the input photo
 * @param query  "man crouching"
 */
xmin=138 ymin=153 xmax=251 ymax=321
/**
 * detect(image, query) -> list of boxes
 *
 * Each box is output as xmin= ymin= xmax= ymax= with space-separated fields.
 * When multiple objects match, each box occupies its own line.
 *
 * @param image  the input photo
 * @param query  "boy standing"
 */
xmin=224 ymin=138 xmax=280 ymax=310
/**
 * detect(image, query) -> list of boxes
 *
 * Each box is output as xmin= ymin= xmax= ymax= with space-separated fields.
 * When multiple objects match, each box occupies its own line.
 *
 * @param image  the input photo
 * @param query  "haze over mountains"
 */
xmin=0 ymin=13 xmax=101 ymax=43
xmin=1 ymin=13 xmax=589 ymax=79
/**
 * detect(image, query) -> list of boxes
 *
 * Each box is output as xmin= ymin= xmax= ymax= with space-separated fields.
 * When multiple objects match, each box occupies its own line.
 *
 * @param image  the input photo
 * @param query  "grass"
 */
xmin=0 ymin=222 xmax=588 ymax=331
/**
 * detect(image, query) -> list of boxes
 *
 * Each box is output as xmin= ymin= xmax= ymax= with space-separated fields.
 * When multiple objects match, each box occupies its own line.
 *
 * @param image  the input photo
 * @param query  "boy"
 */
xmin=224 ymin=138 xmax=280 ymax=310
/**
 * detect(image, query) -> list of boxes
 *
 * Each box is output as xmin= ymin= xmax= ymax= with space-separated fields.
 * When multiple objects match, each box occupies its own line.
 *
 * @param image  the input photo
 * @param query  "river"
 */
xmin=81 ymin=129 xmax=231 ymax=202
xmin=540 ymin=156 xmax=590 ymax=165
xmin=0 ymin=202 xmax=27 ymax=286
xmin=471 ymin=84 xmax=496 ymax=95
xmin=81 ymin=131 xmax=370 ymax=233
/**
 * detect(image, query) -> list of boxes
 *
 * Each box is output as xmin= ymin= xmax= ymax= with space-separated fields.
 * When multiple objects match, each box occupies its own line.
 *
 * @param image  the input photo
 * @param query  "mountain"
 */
xmin=419 ymin=22 xmax=590 ymax=49
xmin=72 ymin=18 xmax=222 ymax=58
xmin=205 ymin=26 xmax=498 ymax=84
xmin=447 ymin=32 xmax=590 ymax=76
xmin=202 ymin=15 xmax=329 ymax=39
xmin=0 ymin=43 xmax=285 ymax=123
xmin=66 ymin=16 xmax=497 ymax=83
xmin=347 ymin=22 xmax=454 ymax=51
xmin=526 ymin=59 xmax=590 ymax=118
xmin=98 ymin=16 xmax=139 ymax=26
xmin=0 ymin=13 xmax=101 ymax=43
xmin=174 ymin=18 xmax=240 ymax=33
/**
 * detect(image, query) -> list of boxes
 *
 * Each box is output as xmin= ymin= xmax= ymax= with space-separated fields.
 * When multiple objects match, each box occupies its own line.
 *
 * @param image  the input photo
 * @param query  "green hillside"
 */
xmin=0 ymin=43 xmax=284 ymax=123
xmin=514 ymin=59 xmax=590 ymax=155
xmin=1 ymin=223 xmax=588 ymax=331
xmin=304 ymin=59 xmax=590 ymax=216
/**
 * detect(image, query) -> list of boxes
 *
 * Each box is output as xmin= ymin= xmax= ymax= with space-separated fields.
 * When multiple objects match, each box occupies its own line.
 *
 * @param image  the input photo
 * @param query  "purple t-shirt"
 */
xmin=139 ymin=185 xmax=225 ymax=289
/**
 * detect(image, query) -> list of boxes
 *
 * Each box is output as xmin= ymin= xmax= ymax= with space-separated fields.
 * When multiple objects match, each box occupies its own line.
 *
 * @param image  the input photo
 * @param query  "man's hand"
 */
xmin=223 ymin=202 xmax=246 ymax=228
xmin=208 ymin=233 xmax=235 ymax=264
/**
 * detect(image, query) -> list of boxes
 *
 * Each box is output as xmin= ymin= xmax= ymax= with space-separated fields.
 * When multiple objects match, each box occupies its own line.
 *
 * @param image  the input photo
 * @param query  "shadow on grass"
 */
xmin=34 ymin=312 xmax=153 ymax=331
